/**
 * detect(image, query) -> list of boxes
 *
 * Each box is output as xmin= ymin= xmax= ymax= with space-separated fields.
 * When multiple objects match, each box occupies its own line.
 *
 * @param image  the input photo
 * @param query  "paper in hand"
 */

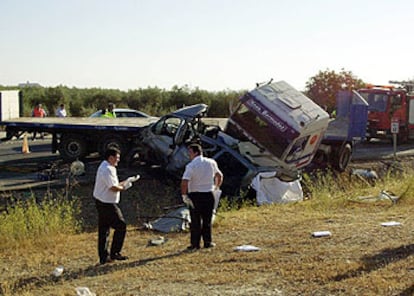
xmin=124 ymin=182 xmax=132 ymax=190
xmin=126 ymin=174 xmax=140 ymax=183
xmin=213 ymin=189 xmax=222 ymax=210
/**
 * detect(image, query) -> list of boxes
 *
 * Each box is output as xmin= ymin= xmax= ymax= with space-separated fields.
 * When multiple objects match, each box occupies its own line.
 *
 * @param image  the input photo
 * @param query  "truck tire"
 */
xmin=333 ymin=143 xmax=352 ymax=172
xmin=59 ymin=134 xmax=87 ymax=161
xmin=99 ymin=135 xmax=126 ymax=156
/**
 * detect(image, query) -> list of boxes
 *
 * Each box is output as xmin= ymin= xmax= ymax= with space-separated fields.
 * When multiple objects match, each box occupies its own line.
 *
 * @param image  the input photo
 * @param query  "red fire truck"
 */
xmin=358 ymin=80 xmax=414 ymax=143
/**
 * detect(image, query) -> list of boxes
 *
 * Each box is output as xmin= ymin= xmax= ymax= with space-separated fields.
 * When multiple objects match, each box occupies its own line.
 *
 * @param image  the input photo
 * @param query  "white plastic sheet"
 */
xmin=251 ymin=172 xmax=303 ymax=205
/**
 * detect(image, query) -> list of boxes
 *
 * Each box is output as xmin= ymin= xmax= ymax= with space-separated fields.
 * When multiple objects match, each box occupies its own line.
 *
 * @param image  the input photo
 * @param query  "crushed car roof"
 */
xmin=171 ymin=103 xmax=208 ymax=118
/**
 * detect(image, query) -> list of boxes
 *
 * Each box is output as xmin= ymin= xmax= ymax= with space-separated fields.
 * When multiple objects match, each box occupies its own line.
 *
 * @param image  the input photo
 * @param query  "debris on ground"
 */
xmin=311 ymin=231 xmax=332 ymax=238
xmin=357 ymin=190 xmax=400 ymax=204
xmin=381 ymin=221 xmax=402 ymax=227
xmin=148 ymin=236 xmax=168 ymax=246
xmin=75 ymin=287 xmax=96 ymax=296
xmin=52 ymin=265 xmax=64 ymax=277
xmin=234 ymin=245 xmax=261 ymax=252
xmin=350 ymin=168 xmax=378 ymax=185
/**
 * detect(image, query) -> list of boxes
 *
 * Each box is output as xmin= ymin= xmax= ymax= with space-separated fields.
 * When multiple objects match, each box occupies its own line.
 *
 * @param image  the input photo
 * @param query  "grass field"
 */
xmin=0 ymin=165 xmax=413 ymax=296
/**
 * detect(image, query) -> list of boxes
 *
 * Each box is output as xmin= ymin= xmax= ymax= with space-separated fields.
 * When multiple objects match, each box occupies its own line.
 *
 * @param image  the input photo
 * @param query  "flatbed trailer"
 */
xmin=0 ymin=117 xmax=157 ymax=161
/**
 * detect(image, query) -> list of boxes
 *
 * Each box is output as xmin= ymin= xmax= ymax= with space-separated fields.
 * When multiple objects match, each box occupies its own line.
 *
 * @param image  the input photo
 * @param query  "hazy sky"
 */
xmin=1 ymin=0 xmax=413 ymax=92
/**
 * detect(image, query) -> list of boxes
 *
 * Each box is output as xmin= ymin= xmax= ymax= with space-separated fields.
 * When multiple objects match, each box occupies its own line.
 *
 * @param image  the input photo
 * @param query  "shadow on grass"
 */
xmin=398 ymin=284 xmax=414 ymax=296
xmin=332 ymin=244 xmax=414 ymax=294
xmin=3 ymin=249 xmax=189 ymax=295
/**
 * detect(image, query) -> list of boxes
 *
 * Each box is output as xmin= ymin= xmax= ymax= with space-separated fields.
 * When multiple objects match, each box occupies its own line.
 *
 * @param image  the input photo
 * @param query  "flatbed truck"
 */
xmin=0 ymin=117 xmax=156 ymax=161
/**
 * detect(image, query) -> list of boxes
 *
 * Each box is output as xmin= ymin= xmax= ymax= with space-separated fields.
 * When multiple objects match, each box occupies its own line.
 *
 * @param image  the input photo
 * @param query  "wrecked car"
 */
xmin=127 ymin=81 xmax=332 ymax=196
xmin=127 ymin=103 xmax=268 ymax=196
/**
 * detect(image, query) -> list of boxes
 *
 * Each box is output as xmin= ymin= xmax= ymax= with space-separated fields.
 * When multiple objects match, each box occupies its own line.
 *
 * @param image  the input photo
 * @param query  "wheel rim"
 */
xmin=67 ymin=141 xmax=81 ymax=156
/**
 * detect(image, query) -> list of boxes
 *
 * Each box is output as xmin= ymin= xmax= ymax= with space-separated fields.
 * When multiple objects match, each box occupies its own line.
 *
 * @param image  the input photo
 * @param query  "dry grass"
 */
xmin=1 ymin=166 xmax=413 ymax=295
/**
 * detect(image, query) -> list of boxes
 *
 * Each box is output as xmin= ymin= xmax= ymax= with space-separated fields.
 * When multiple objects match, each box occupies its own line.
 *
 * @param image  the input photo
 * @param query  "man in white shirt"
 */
xmin=93 ymin=147 xmax=131 ymax=264
xmin=181 ymin=143 xmax=223 ymax=250
xmin=55 ymin=103 xmax=67 ymax=117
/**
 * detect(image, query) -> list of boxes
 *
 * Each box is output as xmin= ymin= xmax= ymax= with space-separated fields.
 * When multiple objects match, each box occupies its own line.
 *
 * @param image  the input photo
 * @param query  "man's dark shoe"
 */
xmin=186 ymin=245 xmax=200 ymax=251
xmin=100 ymin=256 xmax=113 ymax=265
xmin=204 ymin=242 xmax=216 ymax=248
xmin=110 ymin=253 xmax=128 ymax=261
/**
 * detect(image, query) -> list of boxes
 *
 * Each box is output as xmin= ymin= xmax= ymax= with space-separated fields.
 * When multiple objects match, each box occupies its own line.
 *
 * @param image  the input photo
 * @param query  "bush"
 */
xmin=0 ymin=194 xmax=81 ymax=250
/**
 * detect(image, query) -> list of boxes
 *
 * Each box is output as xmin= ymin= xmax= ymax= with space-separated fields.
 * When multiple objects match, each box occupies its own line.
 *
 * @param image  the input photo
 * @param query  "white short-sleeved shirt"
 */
xmin=56 ymin=108 xmax=67 ymax=117
xmin=182 ymin=155 xmax=222 ymax=193
xmin=93 ymin=160 xmax=120 ymax=203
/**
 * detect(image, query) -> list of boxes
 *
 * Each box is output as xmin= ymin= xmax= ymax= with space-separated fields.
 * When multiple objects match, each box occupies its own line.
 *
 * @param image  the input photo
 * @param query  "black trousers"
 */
xmin=95 ymin=199 xmax=126 ymax=261
xmin=188 ymin=192 xmax=214 ymax=248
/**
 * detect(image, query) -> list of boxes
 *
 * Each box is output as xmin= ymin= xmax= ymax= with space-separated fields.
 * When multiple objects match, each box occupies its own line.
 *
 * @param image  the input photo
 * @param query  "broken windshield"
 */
xmin=227 ymin=103 xmax=292 ymax=158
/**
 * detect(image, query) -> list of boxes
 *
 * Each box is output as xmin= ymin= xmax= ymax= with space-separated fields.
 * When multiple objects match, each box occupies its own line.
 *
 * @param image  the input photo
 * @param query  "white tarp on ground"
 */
xmin=251 ymin=172 xmax=303 ymax=205
xmin=144 ymin=206 xmax=190 ymax=233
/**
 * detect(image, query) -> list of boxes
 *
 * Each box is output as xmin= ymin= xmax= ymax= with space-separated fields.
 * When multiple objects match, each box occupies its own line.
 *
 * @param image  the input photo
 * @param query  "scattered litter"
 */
xmin=381 ymin=221 xmax=402 ymax=227
xmin=75 ymin=287 xmax=96 ymax=296
xmin=312 ymin=231 xmax=332 ymax=238
xmin=351 ymin=168 xmax=378 ymax=186
xmin=148 ymin=236 xmax=168 ymax=246
xmin=378 ymin=190 xmax=399 ymax=204
xmin=52 ymin=265 xmax=64 ymax=277
xmin=357 ymin=190 xmax=400 ymax=204
xmin=70 ymin=160 xmax=85 ymax=176
xmin=351 ymin=169 xmax=378 ymax=180
xmin=234 ymin=245 xmax=261 ymax=252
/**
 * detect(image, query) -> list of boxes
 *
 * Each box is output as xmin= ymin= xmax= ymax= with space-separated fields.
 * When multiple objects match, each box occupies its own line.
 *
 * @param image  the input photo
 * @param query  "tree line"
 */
xmin=3 ymin=85 xmax=246 ymax=118
xmin=0 ymin=69 xmax=366 ymax=117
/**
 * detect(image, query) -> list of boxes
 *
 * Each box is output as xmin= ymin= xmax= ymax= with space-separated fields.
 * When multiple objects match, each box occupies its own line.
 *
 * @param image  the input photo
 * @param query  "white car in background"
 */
xmin=89 ymin=108 xmax=152 ymax=118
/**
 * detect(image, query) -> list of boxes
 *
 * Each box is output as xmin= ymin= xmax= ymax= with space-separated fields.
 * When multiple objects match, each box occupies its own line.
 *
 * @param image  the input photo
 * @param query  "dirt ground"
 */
xmin=0 ymin=140 xmax=413 ymax=295
xmin=1 ymin=193 xmax=413 ymax=296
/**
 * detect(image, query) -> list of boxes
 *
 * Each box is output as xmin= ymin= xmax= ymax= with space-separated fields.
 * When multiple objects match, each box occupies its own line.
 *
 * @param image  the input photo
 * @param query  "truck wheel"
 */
xmin=99 ymin=135 xmax=126 ymax=156
xmin=334 ymin=143 xmax=352 ymax=172
xmin=59 ymin=134 xmax=87 ymax=161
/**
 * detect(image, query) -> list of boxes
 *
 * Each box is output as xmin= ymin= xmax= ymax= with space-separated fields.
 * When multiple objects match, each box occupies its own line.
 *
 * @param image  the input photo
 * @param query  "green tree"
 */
xmin=20 ymin=86 xmax=46 ymax=116
xmin=305 ymin=68 xmax=366 ymax=112
xmin=125 ymin=87 xmax=167 ymax=116
xmin=208 ymin=90 xmax=245 ymax=117
xmin=44 ymin=86 xmax=65 ymax=116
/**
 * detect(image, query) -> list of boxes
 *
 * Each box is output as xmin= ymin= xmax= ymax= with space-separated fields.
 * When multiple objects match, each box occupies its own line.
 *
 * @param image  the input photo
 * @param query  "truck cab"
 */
xmin=224 ymin=81 xmax=330 ymax=173
xmin=358 ymin=85 xmax=413 ymax=143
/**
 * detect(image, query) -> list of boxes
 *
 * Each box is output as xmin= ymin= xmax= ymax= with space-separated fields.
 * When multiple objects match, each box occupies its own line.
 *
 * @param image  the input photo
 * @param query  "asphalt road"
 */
xmin=352 ymin=140 xmax=414 ymax=160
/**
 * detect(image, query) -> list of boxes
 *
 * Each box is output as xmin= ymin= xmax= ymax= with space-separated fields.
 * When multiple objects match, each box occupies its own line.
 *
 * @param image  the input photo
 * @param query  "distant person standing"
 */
xmin=55 ymin=103 xmax=67 ymax=117
xmin=31 ymin=103 xmax=47 ymax=140
xmin=102 ymin=102 xmax=116 ymax=118
xmin=181 ymin=143 xmax=223 ymax=250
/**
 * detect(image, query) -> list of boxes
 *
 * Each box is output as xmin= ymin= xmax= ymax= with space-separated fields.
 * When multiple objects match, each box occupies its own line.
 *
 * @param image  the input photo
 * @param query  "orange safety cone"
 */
xmin=22 ymin=132 xmax=31 ymax=154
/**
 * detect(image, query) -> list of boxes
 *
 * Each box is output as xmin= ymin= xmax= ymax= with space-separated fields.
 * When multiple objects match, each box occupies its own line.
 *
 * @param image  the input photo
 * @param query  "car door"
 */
xmin=143 ymin=116 xmax=183 ymax=165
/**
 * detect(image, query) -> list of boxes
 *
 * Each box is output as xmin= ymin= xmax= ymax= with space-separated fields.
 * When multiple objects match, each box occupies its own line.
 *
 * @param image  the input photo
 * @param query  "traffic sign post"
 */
xmin=391 ymin=119 xmax=399 ymax=160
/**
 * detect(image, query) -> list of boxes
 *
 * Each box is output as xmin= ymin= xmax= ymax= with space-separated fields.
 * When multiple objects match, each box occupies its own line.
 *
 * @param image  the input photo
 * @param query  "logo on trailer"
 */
xmin=245 ymin=99 xmax=288 ymax=132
